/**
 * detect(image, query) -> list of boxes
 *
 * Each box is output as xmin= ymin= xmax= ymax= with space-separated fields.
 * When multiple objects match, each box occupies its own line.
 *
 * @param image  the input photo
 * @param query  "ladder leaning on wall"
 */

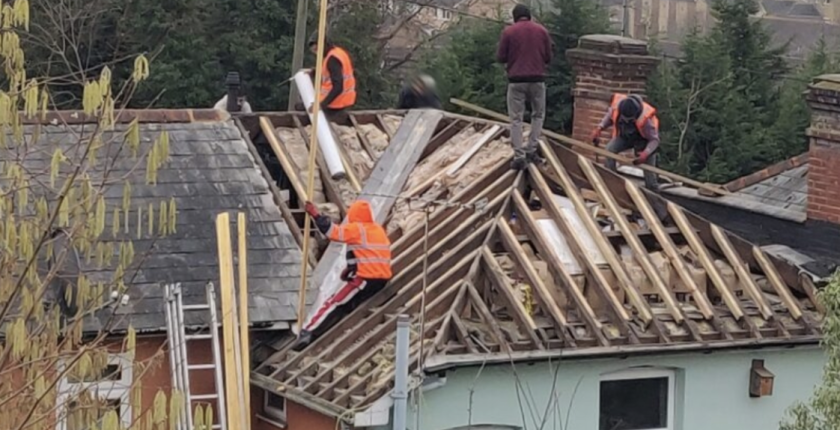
xmin=164 ymin=282 xmax=229 ymax=430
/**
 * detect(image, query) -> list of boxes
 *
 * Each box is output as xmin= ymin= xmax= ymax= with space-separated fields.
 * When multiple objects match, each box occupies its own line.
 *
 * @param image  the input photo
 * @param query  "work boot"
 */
xmin=526 ymin=151 xmax=546 ymax=166
xmin=292 ymin=330 xmax=313 ymax=351
xmin=511 ymin=157 xmax=528 ymax=171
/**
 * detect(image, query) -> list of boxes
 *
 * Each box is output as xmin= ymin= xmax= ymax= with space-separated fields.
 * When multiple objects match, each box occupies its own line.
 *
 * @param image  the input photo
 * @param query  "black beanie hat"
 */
xmin=513 ymin=4 xmax=531 ymax=21
xmin=619 ymin=95 xmax=643 ymax=119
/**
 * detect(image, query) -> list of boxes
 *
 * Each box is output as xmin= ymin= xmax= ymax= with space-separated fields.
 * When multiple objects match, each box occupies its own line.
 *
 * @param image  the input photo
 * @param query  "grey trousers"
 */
xmin=507 ymin=82 xmax=546 ymax=160
xmin=605 ymin=137 xmax=659 ymax=190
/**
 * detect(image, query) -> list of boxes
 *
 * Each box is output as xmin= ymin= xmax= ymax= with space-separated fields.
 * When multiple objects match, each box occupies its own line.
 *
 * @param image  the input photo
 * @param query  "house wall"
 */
xmin=251 ymin=389 xmax=338 ymax=430
xmin=408 ymin=347 xmax=824 ymax=430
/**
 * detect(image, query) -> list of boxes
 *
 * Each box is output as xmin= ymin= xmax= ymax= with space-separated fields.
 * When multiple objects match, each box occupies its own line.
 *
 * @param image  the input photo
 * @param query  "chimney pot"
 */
xmin=226 ymin=72 xmax=241 ymax=113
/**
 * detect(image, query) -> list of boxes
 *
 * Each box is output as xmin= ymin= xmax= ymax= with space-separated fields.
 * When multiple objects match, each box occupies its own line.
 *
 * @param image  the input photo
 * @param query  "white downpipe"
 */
xmin=293 ymin=70 xmax=347 ymax=179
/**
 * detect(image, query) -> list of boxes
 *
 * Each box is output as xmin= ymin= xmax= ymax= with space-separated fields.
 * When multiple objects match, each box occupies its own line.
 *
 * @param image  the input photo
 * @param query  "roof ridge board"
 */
xmin=27 ymin=109 xmax=227 ymax=126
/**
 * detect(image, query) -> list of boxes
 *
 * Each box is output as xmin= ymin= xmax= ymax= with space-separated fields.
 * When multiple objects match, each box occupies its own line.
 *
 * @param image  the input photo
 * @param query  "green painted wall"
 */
xmin=406 ymin=347 xmax=824 ymax=430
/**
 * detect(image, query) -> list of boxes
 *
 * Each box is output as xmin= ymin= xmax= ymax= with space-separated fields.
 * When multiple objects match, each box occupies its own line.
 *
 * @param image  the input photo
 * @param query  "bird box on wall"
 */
xmin=749 ymin=359 xmax=775 ymax=398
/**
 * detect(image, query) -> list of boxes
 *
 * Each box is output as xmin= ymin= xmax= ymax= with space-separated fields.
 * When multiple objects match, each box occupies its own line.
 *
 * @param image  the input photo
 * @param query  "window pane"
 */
xmin=265 ymin=392 xmax=285 ymax=411
xmin=600 ymin=377 xmax=668 ymax=430
xmin=67 ymin=364 xmax=122 ymax=383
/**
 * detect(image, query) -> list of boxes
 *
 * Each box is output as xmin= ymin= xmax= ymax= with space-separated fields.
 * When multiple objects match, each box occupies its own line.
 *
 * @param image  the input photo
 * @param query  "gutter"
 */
xmin=422 ymin=336 xmax=823 ymax=373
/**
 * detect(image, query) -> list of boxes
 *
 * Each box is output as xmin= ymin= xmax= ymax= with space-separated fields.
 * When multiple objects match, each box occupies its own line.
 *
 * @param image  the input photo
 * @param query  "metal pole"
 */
xmin=393 ymin=314 xmax=410 ymax=430
xmin=288 ymin=0 xmax=309 ymax=111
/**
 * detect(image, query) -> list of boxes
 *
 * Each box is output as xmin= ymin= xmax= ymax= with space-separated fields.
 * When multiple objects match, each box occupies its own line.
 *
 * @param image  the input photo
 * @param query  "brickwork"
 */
xmin=805 ymin=74 xmax=840 ymax=224
xmin=566 ymin=35 xmax=660 ymax=157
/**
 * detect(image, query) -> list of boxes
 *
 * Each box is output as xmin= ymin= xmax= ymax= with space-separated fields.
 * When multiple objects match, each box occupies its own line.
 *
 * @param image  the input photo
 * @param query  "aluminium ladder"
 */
xmin=164 ymin=282 xmax=228 ymax=430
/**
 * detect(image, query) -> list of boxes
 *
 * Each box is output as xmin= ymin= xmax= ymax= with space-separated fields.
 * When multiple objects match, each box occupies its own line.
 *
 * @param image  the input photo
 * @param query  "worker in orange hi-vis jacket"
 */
xmin=293 ymin=200 xmax=392 ymax=351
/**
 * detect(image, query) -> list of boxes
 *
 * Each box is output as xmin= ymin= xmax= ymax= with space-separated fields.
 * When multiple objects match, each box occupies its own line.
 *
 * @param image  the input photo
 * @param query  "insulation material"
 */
xmin=334 ymin=124 xmax=375 ymax=181
xmin=536 ymin=218 xmax=583 ymax=275
xmin=388 ymin=134 xmax=512 ymax=235
xmin=552 ymin=195 xmax=609 ymax=266
xmin=293 ymin=71 xmax=346 ymax=178
xmin=381 ymin=114 xmax=403 ymax=136
xmin=357 ymin=123 xmax=390 ymax=158
xmin=304 ymin=125 xmax=358 ymax=207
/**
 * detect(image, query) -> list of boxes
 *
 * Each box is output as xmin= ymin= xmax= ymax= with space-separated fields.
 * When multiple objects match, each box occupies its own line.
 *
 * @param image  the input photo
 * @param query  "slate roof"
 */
xmin=662 ymin=153 xmax=840 ymax=277
xmin=247 ymin=110 xmax=823 ymax=419
xmin=12 ymin=110 xmax=307 ymax=333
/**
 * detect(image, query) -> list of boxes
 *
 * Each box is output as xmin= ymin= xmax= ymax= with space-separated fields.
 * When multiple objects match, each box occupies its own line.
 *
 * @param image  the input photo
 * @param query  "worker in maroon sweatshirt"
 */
xmin=497 ymin=4 xmax=553 ymax=171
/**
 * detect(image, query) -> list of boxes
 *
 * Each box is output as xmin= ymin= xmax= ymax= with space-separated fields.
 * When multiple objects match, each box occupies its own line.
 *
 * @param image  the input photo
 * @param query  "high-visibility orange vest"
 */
xmin=610 ymin=93 xmax=659 ymax=139
xmin=327 ymin=201 xmax=391 ymax=279
xmin=320 ymin=47 xmax=357 ymax=110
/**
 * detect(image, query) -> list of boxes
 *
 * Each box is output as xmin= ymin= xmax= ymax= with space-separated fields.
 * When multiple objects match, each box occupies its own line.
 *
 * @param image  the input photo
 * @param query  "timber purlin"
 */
xmin=247 ymin=109 xmax=824 ymax=420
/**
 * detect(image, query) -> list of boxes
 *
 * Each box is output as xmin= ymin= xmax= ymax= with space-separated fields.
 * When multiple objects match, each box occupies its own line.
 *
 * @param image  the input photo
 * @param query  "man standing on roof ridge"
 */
xmin=397 ymin=73 xmax=442 ymax=110
xmin=590 ymin=93 xmax=661 ymax=190
xmin=305 ymin=31 xmax=356 ymax=123
xmin=294 ymin=199 xmax=392 ymax=351
xmin=497 ymin=3 xmax=554 ymax=171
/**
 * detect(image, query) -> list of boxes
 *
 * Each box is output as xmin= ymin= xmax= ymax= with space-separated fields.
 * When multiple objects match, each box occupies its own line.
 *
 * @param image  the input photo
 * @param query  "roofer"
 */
xmin=306 ymin=31 xmax=356 ymax=123
xmin=590 ymin=93 xmax=661 ymax=190
xmin=397 ymin=74 xmax=441 ymax=110
xmin=497 ymin=3 xmax=553 ymax=171
xmin=294 ymin=200 xmax=392 ymax=351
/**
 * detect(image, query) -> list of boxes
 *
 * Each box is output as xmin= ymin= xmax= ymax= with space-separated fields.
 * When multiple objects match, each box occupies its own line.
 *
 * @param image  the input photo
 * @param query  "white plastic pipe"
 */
xmin=293 ymin=70 xmax=346 ymax=179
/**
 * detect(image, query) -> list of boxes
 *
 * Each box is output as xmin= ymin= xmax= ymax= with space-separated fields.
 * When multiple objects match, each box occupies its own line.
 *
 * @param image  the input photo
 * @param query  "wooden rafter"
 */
xmin=536 ymin=146 xmax=656 ymax=326
xmin=465 ymin=280 xmax=512 ymax=353
xmin=667 ymin=202 xmax=762 ymax=337
xmin=348 ymin=114 xmax=379 ymax=160
xmin=577 ymin=158 xmax=700 ymax=341
xmin=498 ymin=212 xmax=608 ymax=346
xmin=481 ymin=247 xmax=547 ymax=349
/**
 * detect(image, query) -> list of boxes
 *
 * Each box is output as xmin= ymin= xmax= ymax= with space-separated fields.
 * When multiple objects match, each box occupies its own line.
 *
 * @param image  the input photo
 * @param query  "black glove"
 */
xmin=340 ymin=267 xmax=356 ymax=281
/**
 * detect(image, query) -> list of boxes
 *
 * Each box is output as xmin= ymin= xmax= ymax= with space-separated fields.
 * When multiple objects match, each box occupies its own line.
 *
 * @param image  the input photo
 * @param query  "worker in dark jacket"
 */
xmin=497 ymin=4 xmax=553 ymax=171
xmin=397 ymin=74 xmax=441 ymax=109
xmin=306 ymin=31 xmax=356 ymax=123
xmin=294 ymin=200 xmax=392 ymax=351
xmin=590 ymin=93 xmax=661 ymax=190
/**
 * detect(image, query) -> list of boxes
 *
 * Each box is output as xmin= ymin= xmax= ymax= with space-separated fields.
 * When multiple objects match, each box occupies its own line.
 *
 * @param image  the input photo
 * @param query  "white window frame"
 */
xmin=56 ymin=353 xmax=133 ymax=430
xmin=599 ymin=367 xmax=676 ymax=430
xmin=259 ymin=390 xmax=287 ymax=427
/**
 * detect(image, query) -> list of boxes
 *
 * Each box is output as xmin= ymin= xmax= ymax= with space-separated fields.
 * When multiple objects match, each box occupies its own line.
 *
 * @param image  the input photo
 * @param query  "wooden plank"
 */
xmin=710 ymin=225 xmax=774 ymax=320
xmin=752 ymin=246 xmax=803 ymax=321
xmin=667 ymin=203 xmax=748 ymax=322
xmin=259 ymin=116 xmax=308 ymax=202
xmin=625 ymin=181 xmax=715 ymax=320
xmin=422 ymin=119 xmax=468 ymax=159
xmin=237 ymin=212 xmax=251 ymax=429
xmin=450 ymin=98 xmax=730 ymax=197
xmin=536 ymin=146 xmax=654 ymax=326
xmin=236 ymin=118 xmax=313 ymax=266
xmin=799 ymin=273 xmax=825 ymax=315
xmin=481 ymin=247 xmax=547 ymax=349
xmin=578 ymin=158 xmax=686 ymax=326
xmin=308 ymin=110 xmax=444 ymax=309
xmin=348 ymin=114 xmax=378 ymax=161
xmin=447 ymin=125 xmax=502 ymax=176
xmin=216 ymin=212 xmax=246 ymax=430
xmin=498 ymin=214 xmax=610 ymax=346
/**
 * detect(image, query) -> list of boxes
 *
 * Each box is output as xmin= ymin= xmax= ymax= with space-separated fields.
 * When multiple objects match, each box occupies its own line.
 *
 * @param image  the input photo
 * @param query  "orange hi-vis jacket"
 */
xmin=609 ymin=93 xmax=659 ymax=139
xmin=320 ymin=47 xmax=357 ymax=110
xmin=323 ymin=200 xmax=392 ymax=280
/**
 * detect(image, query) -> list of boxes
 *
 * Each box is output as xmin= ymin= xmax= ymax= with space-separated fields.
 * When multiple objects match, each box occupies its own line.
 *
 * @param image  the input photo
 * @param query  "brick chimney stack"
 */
xmin=566 ymin=35 xmax=660 ymax=155
xmin=804 ymin=74 xmax=840 ymax=224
